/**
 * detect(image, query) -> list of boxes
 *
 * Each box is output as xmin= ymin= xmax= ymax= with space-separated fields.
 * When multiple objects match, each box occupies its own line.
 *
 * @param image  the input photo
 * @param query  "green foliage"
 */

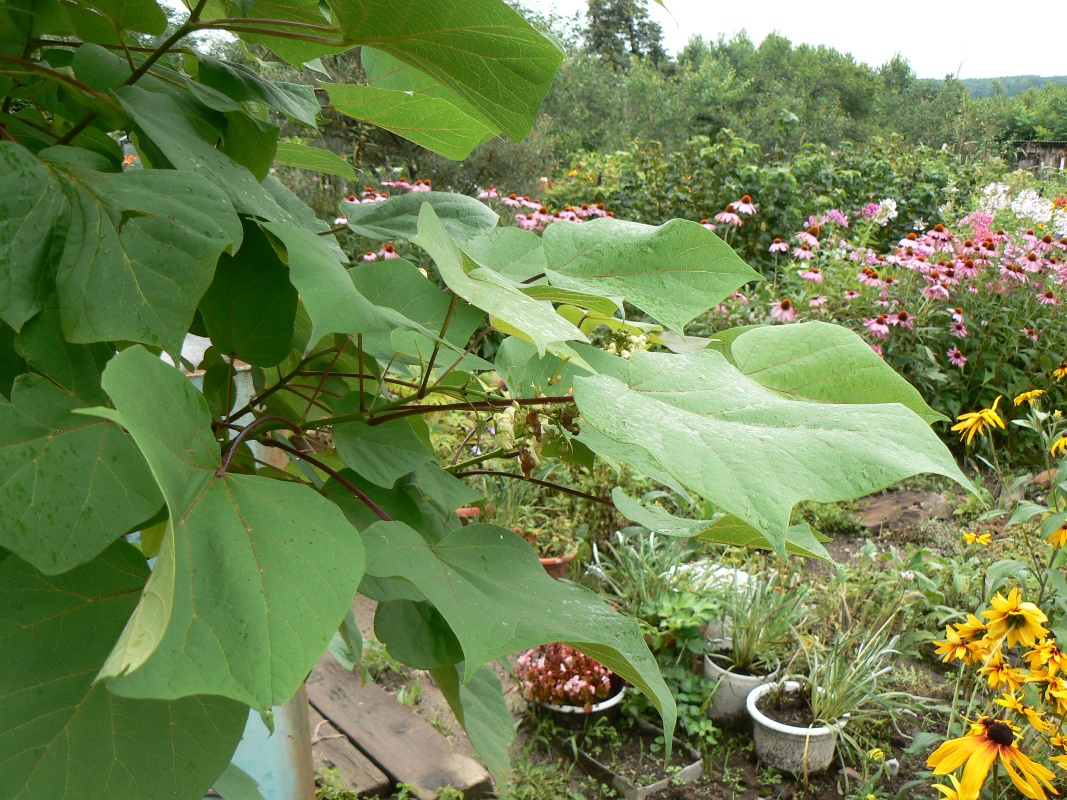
xmin=0 ymin=1 xmax=973 ymax=795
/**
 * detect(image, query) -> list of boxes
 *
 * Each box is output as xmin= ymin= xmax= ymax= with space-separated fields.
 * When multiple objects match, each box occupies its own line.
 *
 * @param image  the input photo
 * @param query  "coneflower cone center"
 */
xmin=987 ymin=720 xmax=1014 ymax=745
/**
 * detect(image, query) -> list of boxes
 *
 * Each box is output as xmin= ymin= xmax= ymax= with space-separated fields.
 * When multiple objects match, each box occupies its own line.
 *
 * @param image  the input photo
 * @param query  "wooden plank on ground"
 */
xmin=307 ymin=656 xmax=492 ymax=800
xmin=310 ymin=706 xmax=391 ymax=797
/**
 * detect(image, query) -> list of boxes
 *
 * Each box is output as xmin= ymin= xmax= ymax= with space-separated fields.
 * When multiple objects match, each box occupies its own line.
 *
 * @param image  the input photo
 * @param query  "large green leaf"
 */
xmin=0 ymin=314 xmax=161 ymax=573
xmin=334 ymin=416 xmax=436 ymax=489
xmin=325 ymin=83 xmax=495 ymax=160
xmin=463 ymin=226 xmax=546 ymax=281
xmin=329 ymin=0 xmax=562 ymax=141
xmin=718 ymin=321 xmax=945 ymax=424
xmin=199 ymin=220 xmax=298 ymax=367
xmin=273 ymin=141 xmax=354 ymax=179
xmin=92 ymin=347 xmax=365 ymax=710
xmin=344 ymin=190 xmax=498 ymax=243
xmin=611 ymin=489 xmax=832 ymax=561
xmin=573 ymin=349 xmax=971 ymax=554
xmin=414 ymin=204 xmax=584 ymax=355
xmin=196 ymin=56 xmax=320 ymax=127
xmin=361 ymin=520 xmax=676 ymax=734
xmin=80 ymin=0 xmax=167 ymax=34
xmin=430 ymin=662 xmax=515 ymax=791
xmin=349 ymin=258 xmax=484 ymax=363
xmin=374 ymin=599 xmax=463 ymax=669
xmin=542 ymin=218 xmax=761 ymax=333
xmin=0 ymin=542 xmax=248 ymax=800
xmin=0 ymin=141 xmax=67 ymax=330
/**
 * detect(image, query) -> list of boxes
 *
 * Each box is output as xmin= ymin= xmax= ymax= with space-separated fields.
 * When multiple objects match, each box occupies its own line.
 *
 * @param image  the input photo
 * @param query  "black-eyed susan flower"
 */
xmin=1048 ymin=525 xmax=1067 ymax=548
xmin=1054 ymin=361 xmax=1067 ymax=382
xmin=928 ymin=717 xmax=1057 ymax=800
xmin=951 ymin=397 xmax=1005 ymax=445
xmin=983 ymin=588 xmax=1049 ymax=648
xmin=956 ymin=614 xmax=988 ymax=641
xmin=1052 ymin=436 xmax=1067 ymax=458
xmin=1026 ymin=641 xmax=1067 ymax=676
xmin=996 ymin=692 xmax=1056 ymax=734
xmin=932 ymin=774 xmax=963 ymax=800
xmin=962 ymin=531 xmax=993 ymax=546
xmin=1015 ymin=389 xmax=1046 ymax=406
xmin=980 ymin=650 xmax=1027 ymax=692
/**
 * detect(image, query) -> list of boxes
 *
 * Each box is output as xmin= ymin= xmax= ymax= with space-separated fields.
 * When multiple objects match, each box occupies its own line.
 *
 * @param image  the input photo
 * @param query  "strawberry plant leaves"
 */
xmin=542 ymin=217 xmax=761 ymax=334
xmin=360 ymin=520 xmax=676 ymax=735
xmin=92 ymin=347 xmax=365 ymax=710
xmin=0 ymin=541 xmax=248 ymax=800
xmin=573 ymin=349 xmax=972 ymax=555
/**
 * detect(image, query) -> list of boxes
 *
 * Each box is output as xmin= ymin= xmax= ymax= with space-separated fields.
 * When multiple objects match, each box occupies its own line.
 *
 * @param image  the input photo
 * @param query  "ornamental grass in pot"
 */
xmin=704 ymin=572 xmax=807 ymax=723
xmin=748 ymin=619 xmax=905 ymax=775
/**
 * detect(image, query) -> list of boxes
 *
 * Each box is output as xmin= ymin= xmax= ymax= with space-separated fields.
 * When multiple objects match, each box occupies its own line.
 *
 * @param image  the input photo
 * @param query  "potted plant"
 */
xmin=570 ymin=716 xmax=704 ymax=800
xmin=704 ymin=573 xmax=807 ymax=723
xmin=484 ymin=473 xmax=581 ymax=578
xmin=516 ymin=643 xmax=624 ymax=727
xmin=746 ymin=620 xmax=903 ymax=775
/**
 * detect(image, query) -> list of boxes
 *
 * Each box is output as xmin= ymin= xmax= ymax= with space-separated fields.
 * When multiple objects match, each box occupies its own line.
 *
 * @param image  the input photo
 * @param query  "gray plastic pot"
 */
xmin=703 ymin=641 xmax=779 ymax=724
xmin=746 ymin=681 xmax=847 ymax=774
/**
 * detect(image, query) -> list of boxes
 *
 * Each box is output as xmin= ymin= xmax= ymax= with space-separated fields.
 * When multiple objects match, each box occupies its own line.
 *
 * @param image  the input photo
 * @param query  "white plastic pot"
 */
xmin=540 ymin=686 xmax=625 ymax=729
xmin=746 ymin=681 xmax=846 ymax=774
xmin=703 ymin=640 xmax=779 ymax=724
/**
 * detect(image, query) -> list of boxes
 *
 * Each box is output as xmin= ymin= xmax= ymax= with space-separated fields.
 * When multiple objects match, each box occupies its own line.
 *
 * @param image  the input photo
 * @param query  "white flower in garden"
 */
xmin=495 ymin=405 xmax=518 ymax=448
xmin=1011 ymin=189 xmax=1053 ymax=223
xmin=980 ymin=182 xmax=1012 ymax=212
xmin=874 ymin=199 xmax=898 ymax=226
xmin=1053 ymin=209 xmax=1067 ymax=238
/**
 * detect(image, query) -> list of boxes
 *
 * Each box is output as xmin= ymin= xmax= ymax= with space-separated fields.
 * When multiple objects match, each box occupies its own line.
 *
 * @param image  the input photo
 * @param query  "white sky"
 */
xmin=532 ymin=0 xmax=1066 ymax=80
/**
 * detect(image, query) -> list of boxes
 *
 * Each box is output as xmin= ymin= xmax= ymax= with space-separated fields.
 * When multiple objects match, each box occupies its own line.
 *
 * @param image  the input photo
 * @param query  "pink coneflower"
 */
xmin=865 ymin=314 xmax=890 ymax=338
xmin=378 ymin=242 xmax=400 ymax=259
xmin=794 ymin=245 xmax=815 ymax=261
xmin=796 ymin=228 xmax=821 ymax=248
xmin=1000 ymin=262 xmax=1028 ymax=283
xmin=1022 ymin=327 xmax=1040 ymax=342
xmin=949 ymin=321 xmax=969 ymax=338
xmin=947 ymin=347 xmax=967 ymax=367
xmin=858 ymin=267 xmax=882 ymax=287
xmin=922 ymin=283 xmax=951 ymax=301
xmin=799 ymin=265 xmax=823 ymax=281
xmin=699 ymin=218 xmax=717 ymax=232
xmin=809 ymin=296 xmax=828 ymax=307
xmin=870 ymin=343 xmax=883 ymax=357
xmin=520 ymin=196 xmax=541 ymax=209
xmin=477 ymin=185 xmax=498 ymax=199
xmin=1038 ymin=290 xmax=1060 ymax=306
xmin=333 ymin=216 xmax=348 ymax=225
xmin=888 ymin=310 xmax=915 ymax=329
xmin=927 ymin=223 xmax=953 ymax=244
xmin=1021 ymin=251 xmax=1044 ymax=273
xmin=768 ymin=237 xmax=788 ymax=253
xmin=730 ymin=291 xmax=749 ymax=303
xmin=714 ymin=205 xmax=742 ymax=226
xmin=363 ymin=251 xmax=378 ymax=262
xmin=344 ymin=194 xmax=359 ymax=203
xmin=844 ymin=290 xmax=861 ymax=300
xmin=503 ymin=193 xmax=522 ymax=208
xmin=771 ymin=298 xmax=796 ymax=322
xmin=734 ymin=194 xmax=757 ymax=215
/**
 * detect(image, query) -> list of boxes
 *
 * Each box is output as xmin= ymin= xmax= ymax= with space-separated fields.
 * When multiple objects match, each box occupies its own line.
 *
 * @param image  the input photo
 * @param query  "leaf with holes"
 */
xmin=90 ymin=347 xmax=364 ymax=711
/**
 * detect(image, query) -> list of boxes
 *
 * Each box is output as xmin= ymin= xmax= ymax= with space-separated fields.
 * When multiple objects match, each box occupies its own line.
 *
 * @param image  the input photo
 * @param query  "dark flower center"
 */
xmin=986 ymin=720 xmax=1014 ymax=746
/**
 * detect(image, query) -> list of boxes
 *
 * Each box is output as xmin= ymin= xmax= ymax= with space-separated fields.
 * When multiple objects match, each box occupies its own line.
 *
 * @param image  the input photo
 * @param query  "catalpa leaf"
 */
xmin=93 ymin=347 xmax=365 ymax=711
xmin=542 ymin=217 xmax=761 ymax=334
xmin=273 ymin=141 xmax=354 ymax=179
xmin=0 ymin=541 xmax=248 ymax=800
xmin=344 ymin=190 xmax=498 ymax=243
xmin=361 ymin=520 xmax=676 ymax=735
xmin=414 ymin=204 xmax=584 ymax=356
xmin=573 ymin=349 xmax=971 ymax=554
xmin=326 ymin=83 xmax=495 ymax=160
xmin=611 ymin=489 xmax=832 ymax=561
xmin=717 ymin=321 xmax=944 ymax=424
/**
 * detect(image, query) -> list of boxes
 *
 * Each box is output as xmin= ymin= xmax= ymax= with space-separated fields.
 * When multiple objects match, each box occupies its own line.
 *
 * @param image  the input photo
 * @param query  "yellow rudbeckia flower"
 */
xmin=983 ymin=588 xmax=1049 ymax=648
xmin=1015 ymin=389 xmax=1046 ymax=406
xmin=951 ymin=397 xmax=1005 ymax=445
xmin=1048 ymin=525 xmax=1067 ymax=548
xmin=1054 ymin=361 xmax=1067 ymax=382
xmin=1052 ymin=436 xmax=1067 ymax=458
xmin=962 ymin=531 xmax=993 ymax=546
xmin=928 ymin=717 xmax=1057 ymax=800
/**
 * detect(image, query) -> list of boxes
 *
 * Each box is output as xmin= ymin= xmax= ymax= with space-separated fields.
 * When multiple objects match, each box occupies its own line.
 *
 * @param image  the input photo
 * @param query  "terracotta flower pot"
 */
xmin=540 ymin=548 xmax=578 ymax=579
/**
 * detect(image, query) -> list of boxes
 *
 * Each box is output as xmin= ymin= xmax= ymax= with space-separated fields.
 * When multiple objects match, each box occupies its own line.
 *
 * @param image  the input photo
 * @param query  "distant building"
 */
xmin=1012 ymin=141 xmax=1067 ymax=173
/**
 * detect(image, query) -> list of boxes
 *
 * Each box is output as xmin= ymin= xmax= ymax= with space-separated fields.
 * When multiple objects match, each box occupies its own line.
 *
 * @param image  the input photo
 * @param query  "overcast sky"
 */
xmin=531 ymin=0 xmax=1066 ymax=80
